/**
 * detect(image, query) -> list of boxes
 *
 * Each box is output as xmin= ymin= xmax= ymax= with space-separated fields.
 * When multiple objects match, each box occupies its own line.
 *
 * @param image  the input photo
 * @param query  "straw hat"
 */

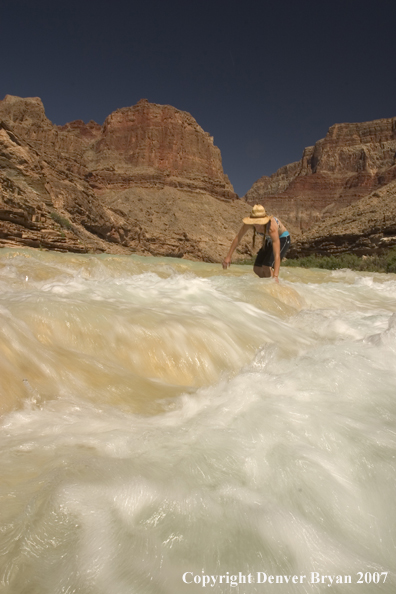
xmin=243 ymin=204 xmax=270 ymax=225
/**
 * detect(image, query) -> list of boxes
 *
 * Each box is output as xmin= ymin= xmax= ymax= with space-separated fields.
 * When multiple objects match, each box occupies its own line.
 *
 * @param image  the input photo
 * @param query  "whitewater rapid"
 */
xmin=0 ymin=249 xmax=395 ymax=593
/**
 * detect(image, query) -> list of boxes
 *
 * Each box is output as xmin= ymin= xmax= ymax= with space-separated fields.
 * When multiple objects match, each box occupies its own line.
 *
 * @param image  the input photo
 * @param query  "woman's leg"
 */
xmin=253 ymin=236 xmax=290 ymax=278
xmin=253 ymin=243 xmax=273 ymax=278
xmin=253 ymin=265 xmax=272 ymax=278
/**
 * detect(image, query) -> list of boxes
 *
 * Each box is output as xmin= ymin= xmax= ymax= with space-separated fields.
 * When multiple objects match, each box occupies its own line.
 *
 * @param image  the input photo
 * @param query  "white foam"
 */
xmin=0 ymin=250 xmax=395 ymax=593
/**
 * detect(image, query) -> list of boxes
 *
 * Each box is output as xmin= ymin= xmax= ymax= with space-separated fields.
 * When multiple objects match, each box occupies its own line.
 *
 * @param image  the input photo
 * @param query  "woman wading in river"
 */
xmin=222 ymin=204 xmax=291 ymax=283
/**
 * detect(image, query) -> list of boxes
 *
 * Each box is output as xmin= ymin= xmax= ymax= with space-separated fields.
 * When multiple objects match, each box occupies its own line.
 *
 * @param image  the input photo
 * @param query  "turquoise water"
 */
xmin=0 ymin=249 xmax=395 ymax=593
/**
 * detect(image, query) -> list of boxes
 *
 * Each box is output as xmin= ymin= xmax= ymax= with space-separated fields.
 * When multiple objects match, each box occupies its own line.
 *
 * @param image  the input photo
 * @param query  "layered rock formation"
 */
xmin=0 ymin=119 xmax=120 ymax=253
xmin=3 ymin=94 xmax=395 ymax=262
xmin=245 ymin=117 xmax=396 ymax=231
xmin=288 ymin=180 xmax=396 ymax=258
xmin=0 ymin=95 xmax=248 ymax=261
xmin=85 ymin=99 xmax=236 ymax=200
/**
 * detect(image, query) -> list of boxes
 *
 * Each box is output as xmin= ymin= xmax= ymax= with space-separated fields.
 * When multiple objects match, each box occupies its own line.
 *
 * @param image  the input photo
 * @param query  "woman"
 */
xmin=222 ymin=204 xmax=291 ymax=282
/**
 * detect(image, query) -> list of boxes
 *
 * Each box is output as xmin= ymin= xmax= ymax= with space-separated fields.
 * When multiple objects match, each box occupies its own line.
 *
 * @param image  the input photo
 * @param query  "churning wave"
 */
xmin=0 ymin=249 xmax=395 ymax=593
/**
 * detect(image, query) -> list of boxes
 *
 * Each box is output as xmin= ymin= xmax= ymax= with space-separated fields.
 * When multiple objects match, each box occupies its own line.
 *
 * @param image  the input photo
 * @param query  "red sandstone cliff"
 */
xmin=0 ymin=95 xmax=236 ymax=200
xmin=245 ymin=118 xmax=396 ymax=230
xmin=86 ymin=99 xmax=236 ymax=200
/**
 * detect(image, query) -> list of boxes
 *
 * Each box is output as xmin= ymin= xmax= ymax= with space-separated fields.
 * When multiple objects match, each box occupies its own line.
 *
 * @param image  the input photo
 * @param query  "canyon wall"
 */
xmin=2 ymin=94 xmax=395 ymax=261
xmin=245 ymin=117 xmax=396 ymax=231
xmin=0 ymin=95 xmax=248 ymax=261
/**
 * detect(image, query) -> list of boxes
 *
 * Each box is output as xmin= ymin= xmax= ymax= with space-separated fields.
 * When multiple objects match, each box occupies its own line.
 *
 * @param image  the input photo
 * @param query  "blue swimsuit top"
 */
xmin=256 ymin=217 xmax=290 ymax=242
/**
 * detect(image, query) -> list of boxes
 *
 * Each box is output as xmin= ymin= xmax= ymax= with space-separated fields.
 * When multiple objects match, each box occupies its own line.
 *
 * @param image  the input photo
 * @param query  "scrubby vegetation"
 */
xmin=283 ymin=250 xmax=396 ymax=274
xmin=50 ymin=212 xmax=73 ymax=230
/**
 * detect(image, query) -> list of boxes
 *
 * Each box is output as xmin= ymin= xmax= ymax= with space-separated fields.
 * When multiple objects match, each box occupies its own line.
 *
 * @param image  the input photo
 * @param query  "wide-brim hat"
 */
xmin=243 ymin=204 xmax=270 ymax=225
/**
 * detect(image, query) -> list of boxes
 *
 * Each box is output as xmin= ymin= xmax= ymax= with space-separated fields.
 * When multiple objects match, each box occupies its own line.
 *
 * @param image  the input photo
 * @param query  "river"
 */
xmin=0 ymin=249 xmax=395 ymax=593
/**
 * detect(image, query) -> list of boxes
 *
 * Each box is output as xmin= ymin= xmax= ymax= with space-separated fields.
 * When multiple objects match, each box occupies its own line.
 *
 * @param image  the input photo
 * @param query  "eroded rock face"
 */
xmin=245 ymin=118 xmax=396 ymax=230
xmin=288 ymin=180 xmax=396 ymax=257
xmin=84 ymin=99 xmax=236 ymax=200
xmin=0 ymin=95 xmax=236 ymax=199
xmin=0 ymin=95 xmax=91 ymax=159
xmin=0 ymin=95 xmax=247 ymax=260
xmin=0 ymin=120 xmax=122 ymax=253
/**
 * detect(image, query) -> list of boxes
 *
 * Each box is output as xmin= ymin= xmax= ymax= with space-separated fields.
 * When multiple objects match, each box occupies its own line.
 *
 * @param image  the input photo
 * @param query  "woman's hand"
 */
xmin=222 ymin=256 xmax=232 ymax=269
xmin=222 ymin=224 xmax=250 ymax=270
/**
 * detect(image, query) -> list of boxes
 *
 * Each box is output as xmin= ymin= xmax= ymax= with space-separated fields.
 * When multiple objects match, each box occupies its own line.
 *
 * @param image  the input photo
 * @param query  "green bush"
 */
xmin=283 ymin=249 xmax=396 ymax=274
xmin=385 ymin=251 xmax=396 ymax=273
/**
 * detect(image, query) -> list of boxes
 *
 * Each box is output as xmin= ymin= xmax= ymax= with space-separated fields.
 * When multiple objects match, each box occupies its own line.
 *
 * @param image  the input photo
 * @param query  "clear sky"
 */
xmin=1 ymin=0 xmax=395 ymax=196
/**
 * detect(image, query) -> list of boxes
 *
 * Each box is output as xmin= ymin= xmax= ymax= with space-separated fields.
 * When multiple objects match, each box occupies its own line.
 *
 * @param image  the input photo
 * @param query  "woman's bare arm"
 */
xmin=222 ymin=224 xmax=250 ymax=268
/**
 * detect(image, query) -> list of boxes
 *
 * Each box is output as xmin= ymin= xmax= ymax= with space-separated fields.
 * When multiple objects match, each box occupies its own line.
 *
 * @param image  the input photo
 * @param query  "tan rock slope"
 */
xmin=0 ymin=95 xmax=250 ymax=261
xmin=245 ymin=117 xmax=396 ymax=232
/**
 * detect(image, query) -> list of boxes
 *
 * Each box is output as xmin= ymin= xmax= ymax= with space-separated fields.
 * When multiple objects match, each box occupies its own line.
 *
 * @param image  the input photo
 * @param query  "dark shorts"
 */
xmin=254 ymin=235 xmax=291 ymax=268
